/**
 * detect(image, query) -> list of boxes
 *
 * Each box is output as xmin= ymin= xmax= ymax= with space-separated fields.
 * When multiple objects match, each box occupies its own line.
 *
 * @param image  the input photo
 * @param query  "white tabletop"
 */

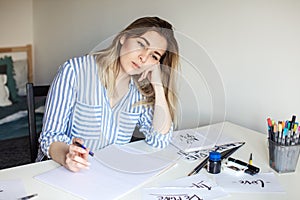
xmin=1 ymin=121 xmax=299 ymax=200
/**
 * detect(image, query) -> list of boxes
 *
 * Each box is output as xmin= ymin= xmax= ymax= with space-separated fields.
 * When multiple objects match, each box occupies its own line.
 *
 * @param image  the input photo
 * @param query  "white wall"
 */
xmin=4 ymin=0 xmax=300 ymax=134
xmin=0 ymin=0 xmax=33 ymax=46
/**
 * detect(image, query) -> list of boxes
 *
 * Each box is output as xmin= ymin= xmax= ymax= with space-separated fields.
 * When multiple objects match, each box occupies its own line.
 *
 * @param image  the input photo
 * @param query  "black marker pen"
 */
xmin=228 ymin=157 xmax=259 ymax=174
xmin=18 ymin=193 xmax=38 ymax=200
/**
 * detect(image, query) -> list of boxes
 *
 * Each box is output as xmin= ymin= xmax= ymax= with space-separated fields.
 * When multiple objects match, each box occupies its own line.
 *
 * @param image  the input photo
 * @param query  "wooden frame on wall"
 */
xmin=0 ymin=44 xmax=33 ymax=82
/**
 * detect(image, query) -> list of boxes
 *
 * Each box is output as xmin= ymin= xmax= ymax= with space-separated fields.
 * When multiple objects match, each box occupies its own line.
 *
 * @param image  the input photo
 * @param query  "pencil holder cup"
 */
xmin=268 ymin=139 xmax=300 ymax=173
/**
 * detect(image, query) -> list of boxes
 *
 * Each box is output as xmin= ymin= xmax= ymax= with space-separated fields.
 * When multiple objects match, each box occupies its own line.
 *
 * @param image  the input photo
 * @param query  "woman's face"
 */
xmin=119 ymin=31 xmax=167 ymax=76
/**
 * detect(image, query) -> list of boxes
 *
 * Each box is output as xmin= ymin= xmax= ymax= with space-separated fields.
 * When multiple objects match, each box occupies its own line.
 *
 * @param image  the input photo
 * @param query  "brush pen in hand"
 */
xmin=74 ymin=141 xmax=94 ymax=157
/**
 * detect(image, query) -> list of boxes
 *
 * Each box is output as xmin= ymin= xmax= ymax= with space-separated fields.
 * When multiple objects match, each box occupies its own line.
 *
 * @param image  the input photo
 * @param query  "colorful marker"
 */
xmin=249 ymin=153 xmax=253 ymax=165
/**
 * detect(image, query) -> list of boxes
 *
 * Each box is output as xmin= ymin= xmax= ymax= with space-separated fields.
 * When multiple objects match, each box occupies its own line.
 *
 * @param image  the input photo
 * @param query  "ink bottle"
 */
xmin=207 ymin=151 xmax=221 ymax=174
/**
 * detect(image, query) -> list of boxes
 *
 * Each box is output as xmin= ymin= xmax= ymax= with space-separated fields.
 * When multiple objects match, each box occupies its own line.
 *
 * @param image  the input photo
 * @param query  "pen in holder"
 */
xmin=267 ymin=116 xmax=300 ymax=173
xmin=268 ymin=139 xmax=300 ymax=173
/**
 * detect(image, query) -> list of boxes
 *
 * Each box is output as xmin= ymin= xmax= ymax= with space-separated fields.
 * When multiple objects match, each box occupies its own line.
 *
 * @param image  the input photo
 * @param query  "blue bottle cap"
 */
xmin=209 ymin=151 xmax=221 ymax=161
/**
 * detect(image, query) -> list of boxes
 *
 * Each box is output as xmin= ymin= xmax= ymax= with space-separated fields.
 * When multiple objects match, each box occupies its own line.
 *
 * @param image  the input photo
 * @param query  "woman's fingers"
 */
xmin=82 ymin=148 xmax=90 ymax=160
xmin=138 ymin=71 xmax=148 ymax=82
xmin=72 ymin=153 xmax=90 ymax=168
xmin=138 ymin=64 xmax=161 ymax=84
xmin=72 ymin=137 xmax=84 ymax=145
xmin=66 ymin=157 xmax=86 ymax=172
xmin=65 ymin=152 xmax=90 ymax=172
xmin=138 ymin=65 xmax=155 ymax=82
xmin=70 ymin=142 xmax=87 ymax=154
xmin=65 ymin=139 xmax=91 ymax=172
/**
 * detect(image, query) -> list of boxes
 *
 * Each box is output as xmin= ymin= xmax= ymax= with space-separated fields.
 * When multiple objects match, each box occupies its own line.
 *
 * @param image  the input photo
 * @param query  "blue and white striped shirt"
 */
xmin=39 ymin=55 xmax=173 ymax=159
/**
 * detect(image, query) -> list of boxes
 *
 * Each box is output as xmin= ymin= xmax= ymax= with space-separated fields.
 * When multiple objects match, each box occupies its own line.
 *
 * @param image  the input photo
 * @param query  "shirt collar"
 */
xmin=129 ymin=76 xmax=135 ymax=88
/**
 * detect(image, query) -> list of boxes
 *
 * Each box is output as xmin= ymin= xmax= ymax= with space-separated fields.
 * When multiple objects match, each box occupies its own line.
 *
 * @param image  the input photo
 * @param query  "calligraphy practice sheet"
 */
xmin=143 ymin=188 xmax=220 ymax=200
xmin=215 ymin=172 xmax=285 ymax=193
xmin=143 ymin=173 xmax=229 ymax=200
xmin=171 ymin=123 xmax=239 ymax=153
xmin=0 ymin=179 xmax=27 ymax=200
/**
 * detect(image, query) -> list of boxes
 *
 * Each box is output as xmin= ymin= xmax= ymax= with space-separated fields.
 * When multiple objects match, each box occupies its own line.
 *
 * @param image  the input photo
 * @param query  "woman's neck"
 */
xmin=116 ymin=68 xmax=131 ymax=88
xmin=109 ymin=70 xmax=130 ymax=108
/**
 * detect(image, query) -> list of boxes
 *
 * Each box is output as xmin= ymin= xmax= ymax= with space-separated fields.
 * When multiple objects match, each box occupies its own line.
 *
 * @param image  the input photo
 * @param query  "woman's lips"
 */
xmin=132 ymin=61 xmax=140 ymax=69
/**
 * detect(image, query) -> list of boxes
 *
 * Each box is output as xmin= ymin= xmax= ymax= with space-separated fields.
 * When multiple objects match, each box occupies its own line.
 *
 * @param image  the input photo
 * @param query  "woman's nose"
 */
xmin=139 ymin=51 xmax=148 ymax=63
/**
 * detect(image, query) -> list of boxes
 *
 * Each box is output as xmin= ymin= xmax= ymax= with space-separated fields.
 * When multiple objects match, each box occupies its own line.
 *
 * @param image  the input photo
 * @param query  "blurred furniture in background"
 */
xmin=26 ymin=83 xmax=49 ymax=163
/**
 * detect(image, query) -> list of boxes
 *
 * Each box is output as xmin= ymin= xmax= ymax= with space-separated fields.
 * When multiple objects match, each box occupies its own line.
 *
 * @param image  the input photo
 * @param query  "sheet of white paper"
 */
xmin=94 ymin=144 xmax=180 ymax=173
xmin=160 ymin=173 xmax=218 ymax=188
xmin=0 ymin=179 xmax=27 ymax=200
xmin=143 ymin=187 xmax=225 ymax=200
xmin=35 ymin=157 xmax=158 ymax=200
xmin=215 ymin=172 xmax=286 ymax=193
xmin=148 ymin=173 xmax=228 ymax=199
xmin=172 ymin=123 xmax=239 ymax=152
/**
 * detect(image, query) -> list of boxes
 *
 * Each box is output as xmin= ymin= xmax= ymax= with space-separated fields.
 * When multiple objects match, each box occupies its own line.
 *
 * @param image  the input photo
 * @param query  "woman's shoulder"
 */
xmin=57 ymin=55 xmax=98 ymax=79
xmin=60 ymin=55 xmax=97 ymax=73
xmin=66 ymin=54 xmax=96 ymax=66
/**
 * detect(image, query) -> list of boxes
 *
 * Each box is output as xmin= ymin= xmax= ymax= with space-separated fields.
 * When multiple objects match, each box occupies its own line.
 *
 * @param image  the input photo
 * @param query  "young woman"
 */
xmin=38 ymin=16 xmax=179 ymax=172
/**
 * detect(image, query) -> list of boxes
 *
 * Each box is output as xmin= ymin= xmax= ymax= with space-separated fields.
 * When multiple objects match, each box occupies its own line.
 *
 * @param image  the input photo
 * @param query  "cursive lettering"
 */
xmin=239 ymin=179 xmax=265 ymax=188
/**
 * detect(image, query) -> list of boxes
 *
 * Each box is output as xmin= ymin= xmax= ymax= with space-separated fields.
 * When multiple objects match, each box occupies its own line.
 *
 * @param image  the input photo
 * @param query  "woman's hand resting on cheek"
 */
xmin=64 ymin=138 xmax=91 ymax=172
xmin=138 ymin=64 xmax=162 ymax=85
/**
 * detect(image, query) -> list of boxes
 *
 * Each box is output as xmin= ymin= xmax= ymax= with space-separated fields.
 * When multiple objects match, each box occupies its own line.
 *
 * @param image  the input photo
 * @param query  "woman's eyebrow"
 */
xmin=139 ymin=36 xmax=150 ymax=46
xmin=139 ymin=36 xmax=163 ymax=57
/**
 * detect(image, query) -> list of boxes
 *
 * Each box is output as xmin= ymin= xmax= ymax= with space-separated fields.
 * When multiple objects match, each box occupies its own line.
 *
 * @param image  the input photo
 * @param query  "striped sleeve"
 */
xmin=39 ymin=59 xmax=77 ymax=158
xmin=137 ymin=106 xmax=173 ymax=148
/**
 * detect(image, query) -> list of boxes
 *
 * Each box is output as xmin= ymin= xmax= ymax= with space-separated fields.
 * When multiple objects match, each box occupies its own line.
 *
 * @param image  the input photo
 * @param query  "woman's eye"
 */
xmin=137 ymin=41 xmax=145 ymax=48
xmin=151 ymin=54 xmax=159 ymax=61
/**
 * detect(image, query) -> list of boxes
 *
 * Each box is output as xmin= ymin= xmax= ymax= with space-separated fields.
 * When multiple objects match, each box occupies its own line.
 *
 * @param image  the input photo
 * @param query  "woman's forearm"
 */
xmin=152 ymin=84 xmax=172 ymax=134
xmin=49 ymin=141 xmax=69 ymax=167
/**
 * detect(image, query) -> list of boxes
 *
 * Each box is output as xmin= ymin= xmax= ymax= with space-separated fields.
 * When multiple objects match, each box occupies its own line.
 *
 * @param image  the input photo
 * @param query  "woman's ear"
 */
xmin=120 ymin=35 xmax=126 ymax=45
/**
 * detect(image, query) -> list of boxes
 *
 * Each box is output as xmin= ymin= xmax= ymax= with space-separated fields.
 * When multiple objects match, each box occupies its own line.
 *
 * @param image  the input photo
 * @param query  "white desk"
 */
xmin=1 ymin=122 xmax=299 ymax=200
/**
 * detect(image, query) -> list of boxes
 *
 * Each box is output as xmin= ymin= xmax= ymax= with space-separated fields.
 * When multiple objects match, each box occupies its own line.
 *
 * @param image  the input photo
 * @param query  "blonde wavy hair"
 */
xmin=92 ymin=16 xmax=179 ymax=125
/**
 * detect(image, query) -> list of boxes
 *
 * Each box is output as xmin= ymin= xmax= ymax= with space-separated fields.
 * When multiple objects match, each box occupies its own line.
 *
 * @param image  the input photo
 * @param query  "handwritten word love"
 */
xmin=239 ymin=179 xmax=266 ymax=188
